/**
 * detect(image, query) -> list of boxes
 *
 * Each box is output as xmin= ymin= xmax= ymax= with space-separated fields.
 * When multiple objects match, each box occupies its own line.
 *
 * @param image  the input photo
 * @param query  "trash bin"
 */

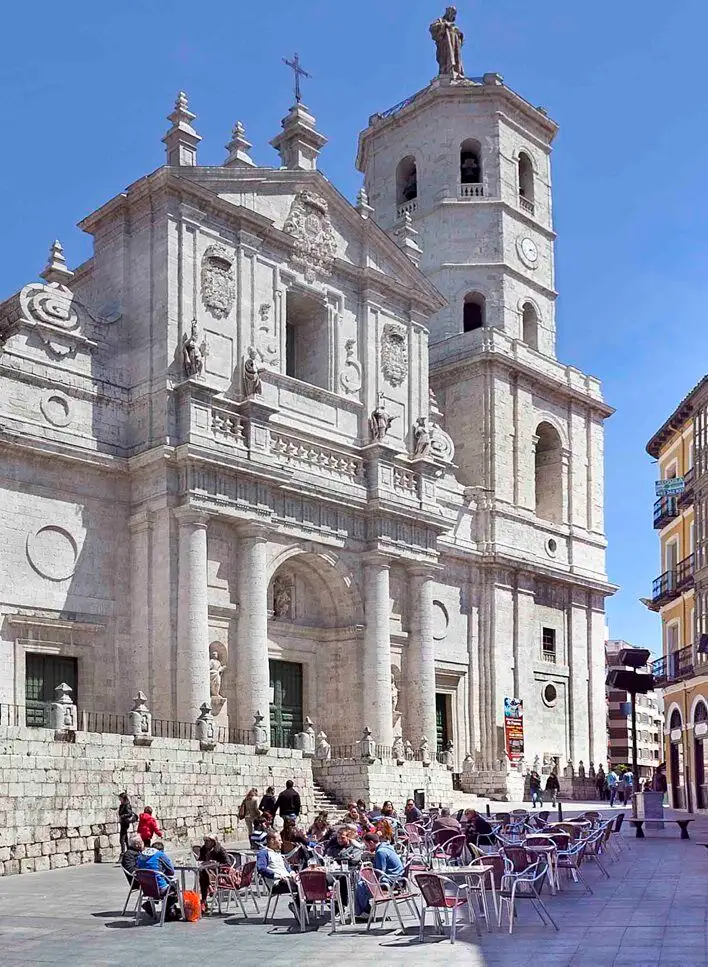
xmin=414 ymin=789 xmax=425 ymax=810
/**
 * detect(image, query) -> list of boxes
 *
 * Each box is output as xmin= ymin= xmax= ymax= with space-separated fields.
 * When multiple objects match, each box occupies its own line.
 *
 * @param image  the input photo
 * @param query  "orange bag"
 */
xmin=182 ymin=889 xmax=201 ymax=922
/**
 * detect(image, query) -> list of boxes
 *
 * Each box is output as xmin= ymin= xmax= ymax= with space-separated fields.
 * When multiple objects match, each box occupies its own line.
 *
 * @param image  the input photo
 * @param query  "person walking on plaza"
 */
xmin=117 ymin=792 xmax=136 ymax=854
xmin=137 ymin=805 xmax=162 ymax=847
xmin=238 ymin=787 xmax=260 ymax=837
xmin=274 ymin=779 xmax=301 ymax=822
xmin=544 ymin=770 xmax=560 ymax=806
xmin=606 ymin=767 xmax=619 ymax=806
xmin=258 ymin=786 xmax=277 ymax=821
xmin=595 ymin=764 xmax=607 ymax=801
xmin=529 ymin=769 xmax=543 ymax=808
xmin=623 ymin=770 xmax=634 ymax=805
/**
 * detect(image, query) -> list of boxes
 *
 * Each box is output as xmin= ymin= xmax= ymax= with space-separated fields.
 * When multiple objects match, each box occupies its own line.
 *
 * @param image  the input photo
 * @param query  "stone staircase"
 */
xmin=312 ymin=780 xmax=348 ymax=822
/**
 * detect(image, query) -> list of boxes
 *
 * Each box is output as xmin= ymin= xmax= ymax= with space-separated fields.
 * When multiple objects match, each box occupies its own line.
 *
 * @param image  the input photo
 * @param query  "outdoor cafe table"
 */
xmin=322 ymin=863 xmax=359 ymax=925
xmin=172 ymin=864 xmax=200 ymax=894
xmin=432 ymin=864 xmax=495 ymax=931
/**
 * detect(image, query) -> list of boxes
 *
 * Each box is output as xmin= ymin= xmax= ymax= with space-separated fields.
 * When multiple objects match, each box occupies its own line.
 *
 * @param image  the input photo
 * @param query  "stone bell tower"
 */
xmin=356 ymin=10 xmax=614 ymax=775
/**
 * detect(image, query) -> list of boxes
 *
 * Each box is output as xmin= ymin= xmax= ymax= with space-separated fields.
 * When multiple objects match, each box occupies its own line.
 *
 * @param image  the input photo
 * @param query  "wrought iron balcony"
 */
xmin=651 ymin=644 xmax=695 ymax=687
xmin=677 ymin=466 xmax=695 ymax=509
xmin=653 ymin=495 xmax=679 ymax=529
xmin=652 ymin=569 xmax=678 ymax=606
xmin=676 ymin=552 xmax=695 ymax=591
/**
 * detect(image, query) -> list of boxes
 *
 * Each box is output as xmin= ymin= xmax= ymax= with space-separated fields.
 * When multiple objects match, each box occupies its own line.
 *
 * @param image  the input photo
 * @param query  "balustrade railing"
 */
xmin=459 ymin=183 xmax=484 ymax=198
xmin=396 ymin=198 xmax=418 ymax=218
xmin=0 ymin=704 xmax=26 ymax=726
xmin=519 ymin=196 xmax=535 ymax=215
xmin=270 ymin=433 xmax=365 ymax=483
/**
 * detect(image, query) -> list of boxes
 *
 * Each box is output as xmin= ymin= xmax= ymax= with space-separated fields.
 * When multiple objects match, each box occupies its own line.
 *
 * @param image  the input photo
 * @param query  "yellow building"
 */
xmin=647 ymin=377 xmax=708 ymax=811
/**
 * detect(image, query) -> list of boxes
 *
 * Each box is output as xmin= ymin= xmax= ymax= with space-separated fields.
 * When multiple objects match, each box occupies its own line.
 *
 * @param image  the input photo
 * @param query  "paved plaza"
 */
xmin=0 ymin=809 xmax=707 ymax=967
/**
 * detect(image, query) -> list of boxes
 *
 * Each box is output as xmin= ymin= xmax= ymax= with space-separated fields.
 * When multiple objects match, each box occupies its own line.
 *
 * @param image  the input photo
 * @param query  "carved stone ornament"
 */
xmin=339 ymin=338 xmax=362 ymax=394
xmin=183 ymin=319 xmax=204 ymax=378
xmin=16 ymin=281 xmax=83 ymax=359
xmin=369 ymin=394 xmax=395 ymax=442
xmin=272 ymin=574 xmax=293 ymax=620
xmin=381 ymin=323 xmax=408 ymax=386
xmin=283 ymin=189 xmax=338 ymax=282
xmin=201 ymin=244 xmax=236 ymax=319
xmin=430 ymin=423 xmax=455 ymax=463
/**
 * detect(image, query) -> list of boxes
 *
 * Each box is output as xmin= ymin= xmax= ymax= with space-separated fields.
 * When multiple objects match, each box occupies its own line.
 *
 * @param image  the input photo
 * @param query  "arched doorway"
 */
xmin=694 ymin=701 xmax=708 ymax=809
xmin=669 ymin=708 xmax=684 ymax=808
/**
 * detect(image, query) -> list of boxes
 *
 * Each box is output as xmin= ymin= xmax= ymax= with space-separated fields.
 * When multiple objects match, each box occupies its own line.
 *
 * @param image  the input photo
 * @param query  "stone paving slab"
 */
xmin=0 ymin=809 xmax=707 ymax=966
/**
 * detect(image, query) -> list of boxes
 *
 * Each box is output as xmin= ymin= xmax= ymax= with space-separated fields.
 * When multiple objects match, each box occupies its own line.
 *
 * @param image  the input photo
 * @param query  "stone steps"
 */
xmin=312 ymin=780 xmax=347 ymax=822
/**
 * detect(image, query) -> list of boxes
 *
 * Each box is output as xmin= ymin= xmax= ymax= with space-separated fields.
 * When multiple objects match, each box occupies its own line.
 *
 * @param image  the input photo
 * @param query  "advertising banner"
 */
xmin=503 ymin=697 xmax=524 ymax=763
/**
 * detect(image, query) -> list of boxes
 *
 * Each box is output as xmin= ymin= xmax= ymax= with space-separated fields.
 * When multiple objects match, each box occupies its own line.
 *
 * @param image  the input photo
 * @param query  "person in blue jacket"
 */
xmin=355 ymin=832 xmax=404 ymax=918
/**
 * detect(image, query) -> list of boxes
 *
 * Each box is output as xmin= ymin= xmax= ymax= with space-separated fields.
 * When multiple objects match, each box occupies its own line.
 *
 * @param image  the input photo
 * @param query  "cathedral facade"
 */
xmin=0 ymin=22 xmax=613 ymax=782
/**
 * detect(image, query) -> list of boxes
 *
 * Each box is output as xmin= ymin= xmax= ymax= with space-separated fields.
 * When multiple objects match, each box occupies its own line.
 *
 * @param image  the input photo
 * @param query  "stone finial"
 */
xmin=294 ymin=715 xmax=316 ymax=757
xmin=462 ymin=753 xmax=475 ymax=774
xmin=360 ymin=725 xmax=376 ymax=762
xmin=391 ymin=212 xmax=423 ymax=267
xmin=356 ymin=187 xmax=374 ymax=219
xmin=315 ymin=730 xmax=331 ymax=761
xmin=577 ymin=760 xmax=585 ymax=779
xmin=252 ymin=709 xmax=270 ymax=754
xmin=419 ymin=735 xmax=431 ymax=766
xmin=129 ymin=691 xmax=153 ymax=746
xmin=196 ymin=701 xmax=217 ymax=751
xmin=41 ymin=240 xmax=74 ymax=286
xmin=224 ymin=120 xmax=256 ymax=168
xmin=162 ymin=91 xmax=202 ymax=167
xmin=50 ymin=682 xmax=77 ymax=735
xmin=270 ymin=102 xmax=327 ymax=171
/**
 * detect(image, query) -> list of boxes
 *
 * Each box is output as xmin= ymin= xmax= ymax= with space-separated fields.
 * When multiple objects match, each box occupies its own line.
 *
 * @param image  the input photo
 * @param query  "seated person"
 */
xmin=345 ymin=801 xmax=373 ymax=835
xmin=281 ymin=817 xmax=309 ymax=868
xmin=256 ymin=830 xmax=297 ymax=896
xmin=431 ymin=806 xmax=462 ymax=846
xmin=249 ymin=817 xmax=269 ymax=851
xmin=404 ymin=799 xmax=423 ymax=825
xmin=355 ymin=832 xmax=405 ymax=917
xmin=120 ymin=834 xmax=143 ymax=884
xmin=375 ymin=818 xmax=396 ymax=843
xmin=307 ymin=811 xmax=331 ymax=843
xmin=198 ymin=835 xmax=231 ymax=913
xmin=323 ymin=824 xmax=364 ymax=864
xmin=462 ymin=808 xmax=495 ymax=847
xmin=135 ymin=839 xmax=180 ymax=920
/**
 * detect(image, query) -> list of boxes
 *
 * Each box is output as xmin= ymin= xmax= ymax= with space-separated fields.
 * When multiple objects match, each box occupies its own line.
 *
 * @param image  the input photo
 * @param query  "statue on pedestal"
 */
xmin=243 ymin=346 xmax=263 ymax=396
xmin=413 ymin=416 xmax=432 ymax=457
xmin=429 ymin=6 xmax=464 ymax=79
xmin=183 ymin=320 xmax=204 ymax=378
xmin=369 ymin=394 xmax=395 ymax=442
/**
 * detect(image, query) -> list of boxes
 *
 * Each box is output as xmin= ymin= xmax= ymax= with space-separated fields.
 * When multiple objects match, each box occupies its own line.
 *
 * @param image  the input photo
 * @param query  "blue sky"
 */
xmin=3 ymin=1 xmax=707 ymax=652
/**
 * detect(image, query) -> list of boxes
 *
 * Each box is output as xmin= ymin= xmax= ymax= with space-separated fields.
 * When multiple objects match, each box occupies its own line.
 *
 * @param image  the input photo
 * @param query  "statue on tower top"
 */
xmin=430 ymin=6 xmax=465 ymax=79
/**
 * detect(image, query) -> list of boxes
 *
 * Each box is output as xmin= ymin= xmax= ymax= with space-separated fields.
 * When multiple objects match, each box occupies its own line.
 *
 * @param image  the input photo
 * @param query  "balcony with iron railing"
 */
xmin=651 ymin=644 xmax=695 ymax=687
xmin=653 ymin=495 xmax=679 ymax=529
xmin=651 ymin=554 xmax=694 ymax=606
xmin=676 ymin=552 xmax=695 ymax=591
xmin=677 ymin=466 xmax=695 ymax=509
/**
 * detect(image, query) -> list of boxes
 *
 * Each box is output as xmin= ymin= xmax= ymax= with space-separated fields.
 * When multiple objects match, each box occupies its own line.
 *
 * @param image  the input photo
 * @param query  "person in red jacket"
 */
xmin=137 ymin=806 xmax=162 ymax=847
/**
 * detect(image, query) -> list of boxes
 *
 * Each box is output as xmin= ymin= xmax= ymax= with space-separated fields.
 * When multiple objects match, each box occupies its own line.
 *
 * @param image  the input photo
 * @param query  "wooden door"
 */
xmin=25 ymin=654 xmax=78 ymax=727
xmin=269 ymin=660 xmax=303 ymax=749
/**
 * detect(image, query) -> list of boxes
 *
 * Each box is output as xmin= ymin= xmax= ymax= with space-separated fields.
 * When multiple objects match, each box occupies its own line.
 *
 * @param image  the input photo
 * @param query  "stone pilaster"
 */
xmin=406 ymin=566 xmax=438 ymax=748
xmin=363 ymin=555 xmax=394 ymax=746
xmin=129 ymin=512 xmax=152 ymax=709
xmin=235 ymin=526 xmax=271 ymax=735
xmin=175 ymin=508 xmax=210 ymax=722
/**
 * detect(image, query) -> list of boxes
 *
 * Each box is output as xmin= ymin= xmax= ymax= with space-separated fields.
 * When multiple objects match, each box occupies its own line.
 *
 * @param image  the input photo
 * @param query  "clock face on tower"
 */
xmin=517 ymin=235 xmax=539 ymax=269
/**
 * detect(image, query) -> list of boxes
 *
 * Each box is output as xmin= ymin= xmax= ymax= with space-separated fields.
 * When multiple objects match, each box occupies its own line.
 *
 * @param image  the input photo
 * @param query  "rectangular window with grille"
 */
xmin=542 ymin=627 xmax=556 ymax=662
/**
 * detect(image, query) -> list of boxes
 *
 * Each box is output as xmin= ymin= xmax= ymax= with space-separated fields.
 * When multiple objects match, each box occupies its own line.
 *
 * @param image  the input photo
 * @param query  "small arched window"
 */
xmin=396 ymin=156 xmax=418 ymax=206
xmin=460 ymin=139 xmax=482 ymax=185
xmin=518 ymin=152 xmax=535 ymax=211
xmin=534 ymin=421 xmax=563 ymax=523
xmin=694 ymin=701 xmax=708 ymax=724
xmin=669 ymin=708 xmax=682 ymax=732
xmin=463 ymin=292 xmax=485 ymax=333
xmin=522 ymin=302 xmax=539 ymax=350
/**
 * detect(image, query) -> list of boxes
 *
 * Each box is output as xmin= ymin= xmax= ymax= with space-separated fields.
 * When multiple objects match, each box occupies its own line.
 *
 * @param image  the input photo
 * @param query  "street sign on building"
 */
xmin=655 ymin=478 xmax=685 ymax=497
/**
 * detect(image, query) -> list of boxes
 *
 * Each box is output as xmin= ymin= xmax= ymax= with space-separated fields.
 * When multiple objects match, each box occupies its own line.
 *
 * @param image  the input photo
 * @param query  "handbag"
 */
xmin=182 ymin=890 xmax=201 ymax=922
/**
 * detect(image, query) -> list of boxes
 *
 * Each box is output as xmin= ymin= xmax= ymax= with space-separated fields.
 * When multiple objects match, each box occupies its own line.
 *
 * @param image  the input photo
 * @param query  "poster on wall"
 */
xmin=503 ymin=697 xmax=525 ymax=764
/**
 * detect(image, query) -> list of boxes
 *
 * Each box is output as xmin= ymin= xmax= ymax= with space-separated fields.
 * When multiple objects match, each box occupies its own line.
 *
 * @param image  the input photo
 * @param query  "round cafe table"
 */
xmin=523 ymin=845 xmax=558 ymax=894
xmin=431 ymin=864 xmax=495 ymax=931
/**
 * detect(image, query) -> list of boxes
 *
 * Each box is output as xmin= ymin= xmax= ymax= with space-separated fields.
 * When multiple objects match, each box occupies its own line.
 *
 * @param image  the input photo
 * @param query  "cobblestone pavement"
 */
xmin=0 ymin=808 xmax=706 ymax=967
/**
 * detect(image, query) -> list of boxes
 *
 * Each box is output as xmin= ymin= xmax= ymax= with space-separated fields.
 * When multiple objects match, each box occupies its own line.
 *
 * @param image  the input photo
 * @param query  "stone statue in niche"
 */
xmin=380 ymin=323 xmax=408 ymax=387
xmin=209 ymin=648 xmax=225 ymax=700
xmin=430 ymin=5 xmax=464 ymax=79
xmin=392 ymin=736 xmax=405 ymax=764
xmin=413 ymin=416 xmax=432 ymax=457
xmin=404 ymin=739 xmax=414 ymax=761
xmin=243 ymin=346 xmax=264 ymax=396
xmin=369 ymin=394 xmax=395 ymax=442
xmin=183 ymin=320 xmax=204 ymax=378
xmin=391 ymin=671 xmax=399 ymax=717
xmin=272 ymin=575 xmax=293 ymax=620
xmin=201 ymin=244 xmax=236 ymax=319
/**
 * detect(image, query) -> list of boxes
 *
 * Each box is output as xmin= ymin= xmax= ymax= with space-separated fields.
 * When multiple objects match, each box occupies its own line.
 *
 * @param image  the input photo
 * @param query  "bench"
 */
xmin=628 ymin=818 xmax=694 ymax=840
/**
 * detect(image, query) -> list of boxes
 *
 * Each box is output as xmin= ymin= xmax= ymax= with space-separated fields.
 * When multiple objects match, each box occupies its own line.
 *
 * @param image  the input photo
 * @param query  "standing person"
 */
xmin=606 ymin=767 xmax=619 ymax=806
xmin=239 ymin=788 xmax=260 ymax=837
xmin=624 ymin=770 xmax=634 ymax=805
xmin=544 ymin=770 xmax=560 ymax=806
xmin=595 ymin=764 xmax=607 ymax=801
xmin=259 ymin=786 xmax=277 ymax=821
xmin=137 ymin=805 xmax=162 ymax=847
xmin=654 ymin=762 xmax=668 ymax=800
xmin=118 ymin=793 xmax=136 ymax=855
xmin=274 ymin=779 xmax=301 ymax=822
xmin=617 ymin=771 xmax=627 ymax=806
xmin=529 ymin=770 xmax=543 ymax=808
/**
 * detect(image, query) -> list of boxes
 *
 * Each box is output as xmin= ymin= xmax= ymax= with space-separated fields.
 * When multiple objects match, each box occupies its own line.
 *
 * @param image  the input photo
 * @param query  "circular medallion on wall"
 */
xmin=26 ymin=526 xmax=79 ymax=581
xmin=40 ymin=392 xmax=72 ymax=428
xmin=545 ymin=537 xmax=558 ymax=558
xmin=432 ymin=600 xmax=449 ymax=641
xmin=542 ymin=682 xmax=558 ymax=708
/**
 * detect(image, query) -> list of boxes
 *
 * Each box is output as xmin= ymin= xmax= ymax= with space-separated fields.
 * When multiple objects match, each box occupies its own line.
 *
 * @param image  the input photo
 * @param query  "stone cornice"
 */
xmin=0 ymin=426 xmax=128 ymax=473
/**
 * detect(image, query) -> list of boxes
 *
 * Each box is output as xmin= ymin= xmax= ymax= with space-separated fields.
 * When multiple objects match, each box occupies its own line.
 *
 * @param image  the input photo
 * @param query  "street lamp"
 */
xmin=606 ymin=647 xmax=653 ymax=817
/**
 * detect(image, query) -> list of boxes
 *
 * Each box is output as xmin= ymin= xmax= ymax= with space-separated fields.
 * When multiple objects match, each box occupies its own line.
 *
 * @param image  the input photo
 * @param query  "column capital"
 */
xmin=129 ymin=510 xmax=155 ymax=533
xmin=236 ymin=521 xmax=270 ymax=543
xmin=173 ymin=505 xmax=210 ymax=527
xmin=362 ymin=550 xmax=392 ymax=569
xmin=407 ymin=561 xmax=443 ymax=580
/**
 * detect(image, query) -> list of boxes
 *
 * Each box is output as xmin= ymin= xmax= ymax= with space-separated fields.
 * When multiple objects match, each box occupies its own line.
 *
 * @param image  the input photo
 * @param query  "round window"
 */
xmin=545 ymin=537 xmax=558 ymax=557
xmin=543 ymin=683 xmax=558 ymax=707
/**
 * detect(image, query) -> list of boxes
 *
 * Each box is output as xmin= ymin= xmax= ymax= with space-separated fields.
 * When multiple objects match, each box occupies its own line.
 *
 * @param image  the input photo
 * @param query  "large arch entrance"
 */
xmin=267 ymin=549 xmax=361 ymax=748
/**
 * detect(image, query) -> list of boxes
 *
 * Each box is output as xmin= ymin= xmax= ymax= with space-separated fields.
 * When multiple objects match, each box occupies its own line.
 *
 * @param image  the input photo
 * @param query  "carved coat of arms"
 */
xmin=283 ymin=190 xmax=338 ymax=281
xmin=201 ymin=244 xmax=236 ymax=319
xmin=381 ymin=323 xmax=408 ymax=386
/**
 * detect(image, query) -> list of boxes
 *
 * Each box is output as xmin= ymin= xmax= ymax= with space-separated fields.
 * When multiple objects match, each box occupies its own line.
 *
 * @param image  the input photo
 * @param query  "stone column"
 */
xmin=363 ymin=555 xmax=394 ymax=746
xmin=175 ymin=508 xmax=210 ymax=723
xmin=235 ymin=526 xmax=271 ymax=734
xmin=129 ymin=512 xmax=152 ymax=708
xmin=407 ymin=566 xmax=438 ymax=748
